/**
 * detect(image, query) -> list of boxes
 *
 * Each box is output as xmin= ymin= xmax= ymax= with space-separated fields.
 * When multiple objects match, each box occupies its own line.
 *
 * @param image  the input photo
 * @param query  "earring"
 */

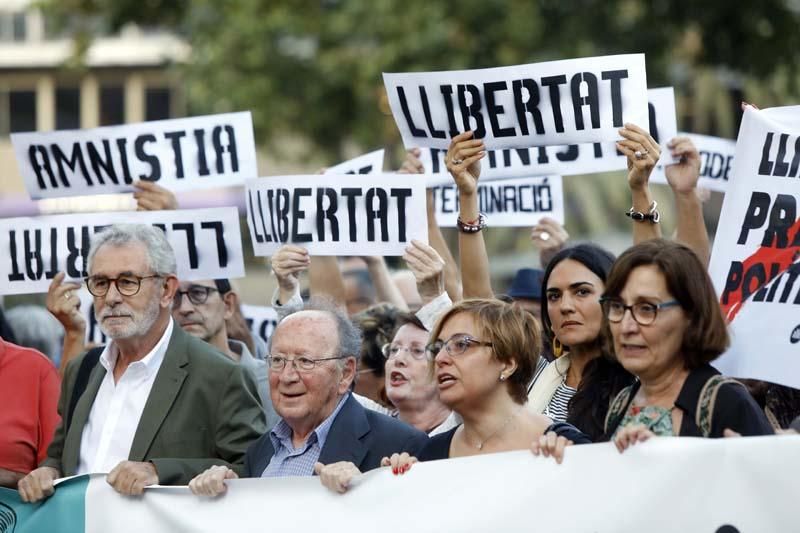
xmin=552 ymin=337 xmax=563 ymax=358
xmin=499 ymin=373 xmax=506 ymax=382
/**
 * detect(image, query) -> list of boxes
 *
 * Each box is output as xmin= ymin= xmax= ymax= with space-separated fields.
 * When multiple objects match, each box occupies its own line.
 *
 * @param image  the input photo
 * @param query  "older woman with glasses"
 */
xmin=383 ymin=313 xmax=458 ymax=435
xmin=316 ymin=299 xmax=589 ymax=493
xmin=600 ymin=240 xmax=773 ymax=451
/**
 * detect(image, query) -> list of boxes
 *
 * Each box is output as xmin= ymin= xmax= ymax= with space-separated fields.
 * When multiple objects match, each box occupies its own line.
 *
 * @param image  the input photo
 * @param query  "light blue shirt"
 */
xmin=261 ymin=392 xmax=350 ymax=477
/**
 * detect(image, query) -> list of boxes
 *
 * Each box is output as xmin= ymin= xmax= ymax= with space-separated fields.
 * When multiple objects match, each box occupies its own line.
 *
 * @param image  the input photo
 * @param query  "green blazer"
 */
xmin=42 ymin=325 xmax=266 ymax=485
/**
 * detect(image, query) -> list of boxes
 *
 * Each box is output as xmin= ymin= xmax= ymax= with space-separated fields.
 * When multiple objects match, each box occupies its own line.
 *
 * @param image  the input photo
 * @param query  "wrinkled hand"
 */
xmin=133 ymin=180 xmax=178 ymax=211
xmin=530 ymin=431 xmax=573 ymax=464
xmin=665 ymin=137 xmax=701 ymax=196
xmin=380 ymin=452 xmax=418 ymax=475
xmin=270 ymin=245 xmax=310 ymax=293
xmin=46 ymin=272 xmax=85 ymax=335
xmin=398 ymin=148 xmax=425 ymax=174
xmin=403 ymin=240 xmax=445 ymax=303
xmin=446 ymin=131 xmax=485 ymax=195
xmin=106 ymin=461 xmax=159 ymax=496
xmin=17 ymin=466 xmax=59 ymax=503
xmin=614 ymin=424 xmax=655 ymax=453
xmin=189 ymin=465 xmax=238 ymax=497
xmin=616 ymin=123 xmax=661 ymax=191
xmin=314 ymin=461 xmax=361 ymax=494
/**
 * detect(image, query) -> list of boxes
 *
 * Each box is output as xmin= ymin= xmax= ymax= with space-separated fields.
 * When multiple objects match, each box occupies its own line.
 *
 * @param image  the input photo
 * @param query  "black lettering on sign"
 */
xmin=571 ymin=72 xmax=600 ymax=131
xmin=212 ymin=125 xmax=239 ymax=174
xmin=485 ymin=81 xmax=515 ymax=138
xmin=512 ymin=79 xmax=545 ymax=136
xmin=752 ymin=262 xmax=783 ymax=302
xmin=8 ymin=230 xmax=25 ymax=281
xmin=397 ymin=87 xmax=427 ymax=138
xmin=24 ymin=229 xmax=44 ymax=281
xmin=440 ymin=86 xmax=460 ymax=137
xmin=66 ymin=226 xmax=91 ymax=277
xmin=737 ymin=192 xmax=798 ymax=248
xmin=258 ymin=319 xmax=278 ymax=343
xmin=164 ymin=130 xmax=187 ymax=179
xmin=316 ymin=188 xmax=339 ymax=242
xmin=135 ymin=134 xmax=161 ymax=181
xmin=647 ymin=102 xmax=659 ymax=144
xmin=116 ymin=138 xmax=134 ymax=184
xmin=341 ymin=188 xmax=363 ymax=242
xmin=420 ymin=86 xmax=446 ymax=139
xmin=601 ymin=69 xmax=628 ymax=127
xmin=195 ymin=129 xmax=210 ymax=176
xmin=201 ymin=221 xmax=228 ymax=268
xmin=248 ymin=190 xmax=265 ymax=243
xmin=276 ymin=189 xmax=291 ymax=242
xmin=366 ymin=188 xmax=389 ymax=242
xmin=51 ymin=143 xmax=88 ymax=187
xmin=391 ymin=188 xmax=412 ymax=242
xmin=45 ymin=227 xmax=58 ymax=279
xmin=172 ymin=223 xmax=198 ymax=269
xmin=29 ymin=145 xmax=58 ymax=189
xmin=291 ymin=188 xmax=313 ymax=243
xmin=457 ymin=84 xmax=486 ymax=139
xmin=541 ymin=75 xmax=567 ymax=133
xmin=87 ymin=139 xmax=119 ymax=185
xmin=556 ymin=145 xmax=578 ymax=162
xmin=715 ymin=525 xmax=740 ymax=533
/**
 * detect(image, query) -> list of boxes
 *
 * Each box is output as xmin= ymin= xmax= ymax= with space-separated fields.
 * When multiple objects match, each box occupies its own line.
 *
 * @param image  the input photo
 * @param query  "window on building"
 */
xmin=145 ymin=88 xmax=171 ymax=121
xmin=55 ymin=88 xmax=80 ymax=129
xmin=9 ymin=90 xmax=37 ymax=133
xmin=100 ymin=86 xmax=125 ymax=125
xmin=12 ymin=12 xmax=25 ymax=41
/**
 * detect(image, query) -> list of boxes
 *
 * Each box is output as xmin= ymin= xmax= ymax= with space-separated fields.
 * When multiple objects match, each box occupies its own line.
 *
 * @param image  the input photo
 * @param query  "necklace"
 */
xmin=466 ymin=408 xmax=520 ymax=450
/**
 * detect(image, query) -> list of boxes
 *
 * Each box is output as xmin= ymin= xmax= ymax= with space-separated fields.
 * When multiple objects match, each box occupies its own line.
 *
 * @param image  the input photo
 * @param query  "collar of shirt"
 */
xmin=98 ymin=318 xmax=174 ymax=379
xmin=270 ymin=392 xmax=350 ymax=453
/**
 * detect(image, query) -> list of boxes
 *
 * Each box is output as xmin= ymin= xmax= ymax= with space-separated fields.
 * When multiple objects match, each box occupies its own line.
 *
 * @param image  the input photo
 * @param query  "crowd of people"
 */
xmin=1 ymin=123 xmax=798 ymax=506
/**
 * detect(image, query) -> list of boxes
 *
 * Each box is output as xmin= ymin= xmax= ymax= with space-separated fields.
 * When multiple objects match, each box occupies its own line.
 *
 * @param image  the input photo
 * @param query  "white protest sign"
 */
xmin=0 ymin=207 xmax=245 ymax=296
xmin=245 ymin=174 xmax=427 ymax=256
xmin=12 ymin=112 xmax=257 ymax=199
xmin=419 ymin=87 xmax=676 ymax=185
xmin=671 ymin=132 xmax=736 ymax=193
xmin=431 ymin=175 xmax=563 ymax=227
xmin=241 ymin=304 xmax=279 ymax=345
xmin=324 ymin=149 xmax=384 ymax=175
xmin=384 ymin=54 xmax=648 ymax=151
xmin=709 ymin=105 xmax=800 ymax=389
xmin=2 ymin=436 xmax=795 ymax=532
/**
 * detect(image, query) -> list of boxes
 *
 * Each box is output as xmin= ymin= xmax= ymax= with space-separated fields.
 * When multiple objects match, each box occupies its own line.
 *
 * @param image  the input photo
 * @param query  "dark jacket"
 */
xmin=243 ymin=394 xmax=428 ymax=477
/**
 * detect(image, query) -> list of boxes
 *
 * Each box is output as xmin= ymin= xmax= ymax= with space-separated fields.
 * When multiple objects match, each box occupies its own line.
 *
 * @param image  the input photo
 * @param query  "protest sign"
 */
xmin=709 ymin=105 xmax=800 ymax=389
xmin=245 ymin=174 xmax=427 ymax=256
xmin=0 ymin=207 xmax=245 ymax=296
xmin=419 ymin=87 xmax=676 ymax=185
xmin=324 ymin=149 xmax=384 ymax=175
xmin=431 ymin=175 xmax=563 ymax=227
xmin=384 ymin=54 xmax=648 ymax=150
xmin=659 ymin=133 xmax=735 ymax=193
xmin=1 ymin=436 xmax=795 ymax=533
xmin=241 ymin=304 xmax=279 ymax=345
xmin=12 ymin=112 xmax=257 ymax=199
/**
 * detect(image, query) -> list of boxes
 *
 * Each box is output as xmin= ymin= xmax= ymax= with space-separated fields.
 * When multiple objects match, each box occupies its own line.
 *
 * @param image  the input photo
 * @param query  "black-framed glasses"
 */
xmin=600 ymin=297 xmax=681 ymax=326
xmin=382 ymin=343 xmax=428 ymax=360
xmin=173 ymin=285 xmax=219 ymax=307
xmin=267 ymin=355 xmax=347 ymax=372
xmin=85 ymin=274 xmax=161 ymax=297
xmin=426 ymin=334 xmax=493 ymax=358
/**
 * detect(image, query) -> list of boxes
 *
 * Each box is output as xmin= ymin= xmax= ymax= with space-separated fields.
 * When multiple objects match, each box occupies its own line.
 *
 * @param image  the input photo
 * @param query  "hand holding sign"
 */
xmin=531 ymin=217 xmax=569 ymax=268
xmin=403 ymin=240 xmax=446 ymax=305
xmin=664 ymin=137 xmax=701 ymax=196
xmin=397 ymin=148 xmax=425 ymax=174
xmin=271 ymin=244 xmax=310 ymax=304
xmin=134 ymin=180 xmax=178 ymax=211
xmin=616 ymin=123 xmax=661 ymax=190
xmin=46 ymin=272 xmax=86 ymax=336
xmin=446 ymin=131 xmax=486 ymax=195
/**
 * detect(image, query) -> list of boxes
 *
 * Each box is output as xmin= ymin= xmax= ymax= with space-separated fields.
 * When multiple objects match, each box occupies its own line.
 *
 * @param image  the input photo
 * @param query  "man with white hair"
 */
xmin=18 ymin=224 xmax=265 ymax=502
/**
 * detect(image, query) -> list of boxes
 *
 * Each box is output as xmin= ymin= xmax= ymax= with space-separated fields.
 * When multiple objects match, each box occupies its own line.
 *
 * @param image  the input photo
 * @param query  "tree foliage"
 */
xmin=43 ymin=0 xmax=800 ymax=159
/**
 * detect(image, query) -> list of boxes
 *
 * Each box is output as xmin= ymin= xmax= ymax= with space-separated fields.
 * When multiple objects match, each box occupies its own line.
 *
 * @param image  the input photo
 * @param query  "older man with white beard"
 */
xmin=18 ymin=224 xmax=265 ymax=503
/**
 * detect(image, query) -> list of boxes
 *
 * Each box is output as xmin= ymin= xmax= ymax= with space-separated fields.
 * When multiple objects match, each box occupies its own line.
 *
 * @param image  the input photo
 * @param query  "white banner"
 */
xmin=671 ymin=133 xmax=736 ymax=193
xmin=241 ymin=304 xmax=279 ymax=345
xmin=709 ymin=105 xmax=800 ymax=389
xmin=384 ymin=54 xmax=648 ymax=150
xmin=245 ymin=174 xmax=427 ymax=256
xmin=420 ymin=87 xmax=676 ymax=185
xmin=325 ymin=149 xmax=384 ymax=175
xmin=431 ymin=175 xmax=563 ymax=227
xmin=0 ymin=207 xmax=245 ymax=296
xmin=12 ymin=112 xmax=257 ymax=199
xmin=2 ymin=436 xmax=796 ymax=532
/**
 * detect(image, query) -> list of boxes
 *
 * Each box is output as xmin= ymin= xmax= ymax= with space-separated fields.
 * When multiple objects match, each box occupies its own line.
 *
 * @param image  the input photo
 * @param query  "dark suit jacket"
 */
xmin=243 ymin=394 xmax=428 ymax=477
xmin=42 ymin=324 xmax=266 ymax=484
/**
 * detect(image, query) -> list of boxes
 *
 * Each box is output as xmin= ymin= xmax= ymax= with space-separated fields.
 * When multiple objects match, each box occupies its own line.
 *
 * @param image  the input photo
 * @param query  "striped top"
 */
xmin=543 ymin=379 xmax=577 ymax=423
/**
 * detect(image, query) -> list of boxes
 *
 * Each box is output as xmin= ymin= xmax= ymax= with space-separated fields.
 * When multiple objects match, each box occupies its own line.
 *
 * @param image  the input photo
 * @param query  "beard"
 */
xmin=96 ymin=296 xmax=162 ymax=340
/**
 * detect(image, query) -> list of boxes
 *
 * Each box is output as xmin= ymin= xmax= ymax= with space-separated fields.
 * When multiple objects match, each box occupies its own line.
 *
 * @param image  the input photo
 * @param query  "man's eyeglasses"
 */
xmin=267 ymin=355 xmax=347 ymax=372
xmin=599 ymin=297 xmax=681 ymax=326
xmin=382 ymin=343 xmax=428 ymax=360
xmin=85 ymin=274 xmax=161 ymax=297
xmin=425 ymin=334 xmax=493 ymax=358
xmin=173 ymin=285 xmax=219 ymax=307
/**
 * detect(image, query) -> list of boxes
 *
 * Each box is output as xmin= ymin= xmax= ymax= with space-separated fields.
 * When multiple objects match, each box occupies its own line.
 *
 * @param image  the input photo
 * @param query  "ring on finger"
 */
xmin=540 ymin=231 xmax=550 ymax=241
xmin=634 ymin=149 xmax=648 ymax=160
xmin=64 ymin=291 xmax=72 ymax=300
xmin=451 ymin=158 xmax=464 ymax=165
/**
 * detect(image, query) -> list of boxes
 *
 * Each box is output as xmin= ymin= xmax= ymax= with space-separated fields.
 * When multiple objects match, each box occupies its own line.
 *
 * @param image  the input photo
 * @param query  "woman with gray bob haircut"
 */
xmin=87 ymin=224 xmax=177 ymax=276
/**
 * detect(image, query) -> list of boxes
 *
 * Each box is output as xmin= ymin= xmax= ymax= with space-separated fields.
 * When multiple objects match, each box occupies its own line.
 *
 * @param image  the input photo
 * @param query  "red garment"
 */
xmin=0 ymin=338 xmax=61 ymax=474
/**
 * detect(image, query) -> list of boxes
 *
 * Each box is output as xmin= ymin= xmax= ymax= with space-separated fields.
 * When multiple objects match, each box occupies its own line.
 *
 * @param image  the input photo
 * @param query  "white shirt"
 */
xmin=77 ymin=318 xmax=173 ymax=474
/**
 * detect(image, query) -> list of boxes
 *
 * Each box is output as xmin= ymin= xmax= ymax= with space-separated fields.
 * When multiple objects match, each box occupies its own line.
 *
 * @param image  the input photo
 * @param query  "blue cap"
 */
xmin=507 ymin=268 xmax=544 ymax=300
